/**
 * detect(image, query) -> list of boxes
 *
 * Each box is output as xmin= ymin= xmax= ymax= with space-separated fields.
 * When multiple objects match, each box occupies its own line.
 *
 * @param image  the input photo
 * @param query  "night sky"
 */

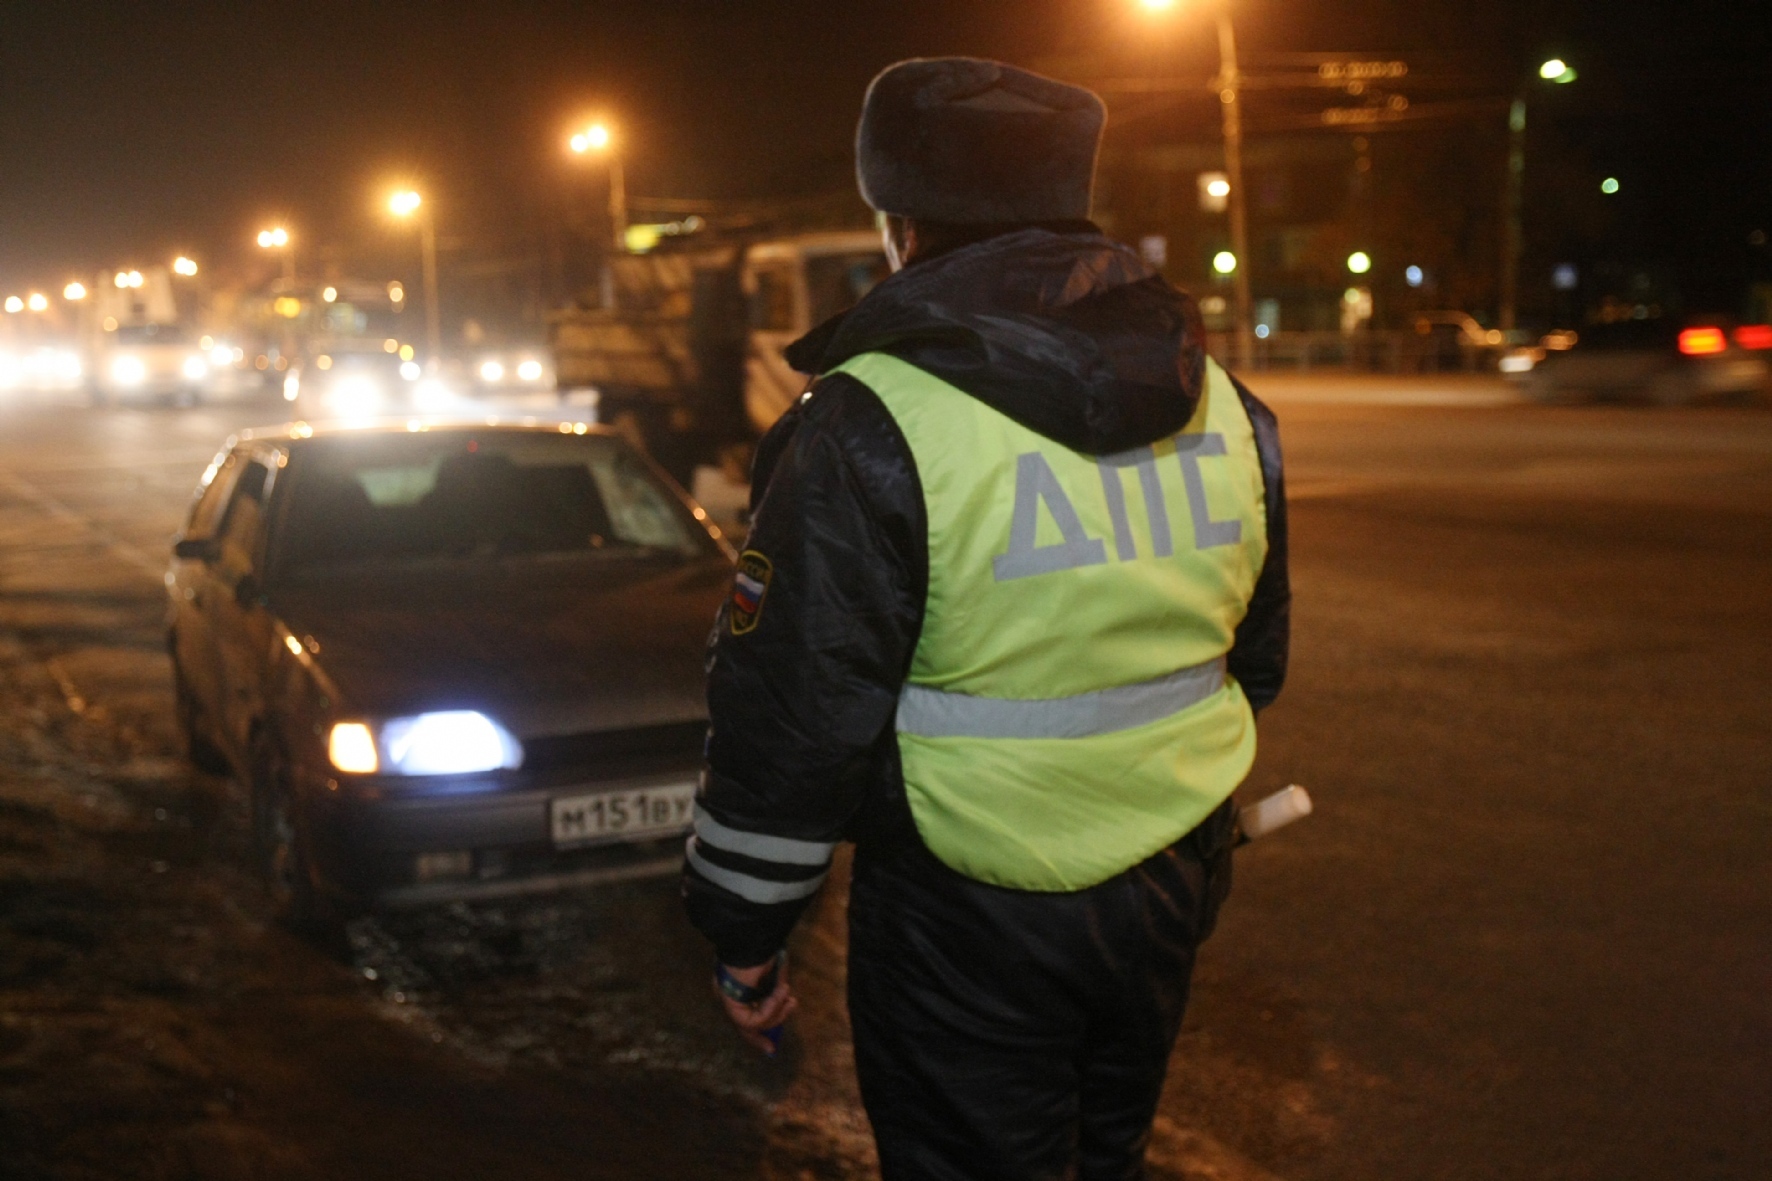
xmin=1 ymin=0 xmax=1767 ymax=296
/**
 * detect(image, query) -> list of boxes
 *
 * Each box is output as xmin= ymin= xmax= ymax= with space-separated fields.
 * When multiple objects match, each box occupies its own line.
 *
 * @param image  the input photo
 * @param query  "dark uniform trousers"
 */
xmin=847 ymin=800 xmax=1236 ymax=1181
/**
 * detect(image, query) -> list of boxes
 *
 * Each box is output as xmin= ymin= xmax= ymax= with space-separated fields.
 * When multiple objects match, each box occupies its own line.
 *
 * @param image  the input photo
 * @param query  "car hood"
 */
xmin=272 ymin=554 xmax=730 ymax=738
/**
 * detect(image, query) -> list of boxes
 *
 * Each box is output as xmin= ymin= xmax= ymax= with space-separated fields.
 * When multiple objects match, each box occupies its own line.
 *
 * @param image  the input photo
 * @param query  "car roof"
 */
xmin=232 ymin=416 xmax=609 ymax=446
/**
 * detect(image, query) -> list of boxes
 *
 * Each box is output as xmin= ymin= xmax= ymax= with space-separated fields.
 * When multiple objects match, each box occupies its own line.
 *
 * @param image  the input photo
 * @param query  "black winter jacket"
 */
xmin=683 ymin=228 xmax=1289 ymax=967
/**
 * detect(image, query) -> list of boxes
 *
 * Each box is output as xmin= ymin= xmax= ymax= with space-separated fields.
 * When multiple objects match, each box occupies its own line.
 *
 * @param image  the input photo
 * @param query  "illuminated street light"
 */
xmin=26 ymin=293 xmax=47 ymax=312
xmin=1502 ymin=58 xmax=1579 ymax=329
xmin=172 ymin=256 xmax=199 ymax=277
xmin=567 ymin=121 xmax=628 ymax=251
xmin=322 ymin=286 xmax=338 ymax=302
xmin=1600 ymin=176 xmax=1620 ymax=195
xmin=1539 ymin=58 xmax=1577 ymax=84
xmin=387 ymin=188 xmax=442 ymax=371
xmin=569 ymin=123 xmax=612 ymax=154
xmin=1347 ymin=251 xmax=1373 ymax=275
xmin=1140 ymin=0 xmax=1253 ymax=367
xmin=1212 ymin=251 xmax=1238 ymax=275
xmin=63 ymin=282 xmax=86 ymax=301
xmin=257 ymin=227 xmax=294 ymax=285
xmin=3 ymin=297 xmax=22 ymax=314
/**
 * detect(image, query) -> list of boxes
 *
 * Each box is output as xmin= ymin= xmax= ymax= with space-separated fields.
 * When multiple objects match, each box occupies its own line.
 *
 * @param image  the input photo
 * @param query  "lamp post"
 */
xmin=1139 ymin=0 xmax=1253 ymax=369
xmin=1499 ymin=58 xmax=1578 ymax=332
xmin=389 ymin=190 xmax=443 ymax=371
xmin=568 ymin=122 xmax=628 ymax=251
xmin=256 ymin=226 xmax=294 ymax=286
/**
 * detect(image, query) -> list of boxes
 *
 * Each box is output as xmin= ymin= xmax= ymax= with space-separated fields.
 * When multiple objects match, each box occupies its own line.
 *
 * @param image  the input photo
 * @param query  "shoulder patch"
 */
xmin=729 ymin=550 xmax=773 ymax=635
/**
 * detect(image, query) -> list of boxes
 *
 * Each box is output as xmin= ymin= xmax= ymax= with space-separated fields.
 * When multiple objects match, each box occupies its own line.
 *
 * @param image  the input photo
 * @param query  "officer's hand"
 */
xmin=715 ymin=958 xmax=797 ymax=1056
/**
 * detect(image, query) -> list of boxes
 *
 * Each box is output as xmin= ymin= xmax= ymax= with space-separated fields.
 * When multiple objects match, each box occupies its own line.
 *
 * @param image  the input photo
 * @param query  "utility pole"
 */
xmin=1499 ymin=96 xmax=1526 ymax=332
xmin=419 ymin=210 xmax=442 ymax=372
xmin=1214 ymin=10 xmax=1255 ymax=370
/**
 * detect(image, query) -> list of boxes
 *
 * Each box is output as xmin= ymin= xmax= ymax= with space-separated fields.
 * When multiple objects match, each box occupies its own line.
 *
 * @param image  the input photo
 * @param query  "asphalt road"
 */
xmin=0 ymin=377 xmax=1766 ymax=1180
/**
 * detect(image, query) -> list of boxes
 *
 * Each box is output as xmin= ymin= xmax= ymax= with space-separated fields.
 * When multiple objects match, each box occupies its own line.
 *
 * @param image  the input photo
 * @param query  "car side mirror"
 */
xmin=173 ymin=536 xmax=221 ymax=562
xmin=233 ymin=573 xmax=263 ymax=609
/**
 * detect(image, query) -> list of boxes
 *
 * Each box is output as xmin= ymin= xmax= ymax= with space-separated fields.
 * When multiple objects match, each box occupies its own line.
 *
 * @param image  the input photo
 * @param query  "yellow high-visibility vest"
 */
xmin=832 ymin=350 xmax=1269 ymax=891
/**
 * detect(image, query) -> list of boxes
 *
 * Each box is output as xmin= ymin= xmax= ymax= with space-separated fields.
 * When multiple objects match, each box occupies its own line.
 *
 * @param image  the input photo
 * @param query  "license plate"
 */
xmin=550 ymin=781 xmax=696 ymax=848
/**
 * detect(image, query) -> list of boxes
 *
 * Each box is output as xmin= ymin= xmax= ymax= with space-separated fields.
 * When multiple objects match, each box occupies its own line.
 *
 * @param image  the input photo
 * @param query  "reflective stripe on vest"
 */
xmin=897 ymin=656 xmax=1226 ymax=740
xmin=833 ymin=350 xmax=1268 ymax=892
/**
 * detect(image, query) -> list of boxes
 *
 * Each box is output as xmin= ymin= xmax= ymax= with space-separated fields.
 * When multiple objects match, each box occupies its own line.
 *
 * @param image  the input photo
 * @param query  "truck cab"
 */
xmin=550 ymin=230 xmax=888 ymax=482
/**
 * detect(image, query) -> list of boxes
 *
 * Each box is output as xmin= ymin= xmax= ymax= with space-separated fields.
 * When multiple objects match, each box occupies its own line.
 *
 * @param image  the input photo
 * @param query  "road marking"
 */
xmin=0 ymin=468 xmax=165 ymax=578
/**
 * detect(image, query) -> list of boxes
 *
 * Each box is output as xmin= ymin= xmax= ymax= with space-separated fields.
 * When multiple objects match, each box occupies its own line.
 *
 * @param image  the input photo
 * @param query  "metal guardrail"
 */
xmin=1206 ymin=329 xmax=1499 ymax=373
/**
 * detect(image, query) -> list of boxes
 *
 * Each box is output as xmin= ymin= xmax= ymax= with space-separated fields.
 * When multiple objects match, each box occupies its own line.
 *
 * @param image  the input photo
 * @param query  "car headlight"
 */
xmin=183 ymin=355 xmax=208 ymax=380
xmin=516 ymin=359 xmax=544 ymax=382
xmin=283 ymin=373 xmax=300 ymax=400
xmin=111 ymin=355 xmax=147 ymax=386
xmin=324 ymin=374 xmax=383 ymax=414
xmin=414 ymin=378 xmax=455 ymax=411
xmin=400 ymin=360 xmax=422 ymax=381
xmin=479 ymin=359 xmax=505 ymax=383
xmin=327 ymin=711 xmax=523 ymax=776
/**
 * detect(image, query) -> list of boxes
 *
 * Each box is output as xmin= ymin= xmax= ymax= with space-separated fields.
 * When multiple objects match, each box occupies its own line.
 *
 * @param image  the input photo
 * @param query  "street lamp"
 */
xmin=63 ymin=282 xmax=86 ymax=301
xmin=1139 ymin=0 xmax=1253 ymax=369
xmin=568 ymin=121 xmax=628 ymax=250
xmin=388 ymin=189 xmax=443 ymax=371
xmin=1499 ymin=59 xmax=1578 ymax=331
xmin=173 ymin=256 xmax=198 ymax=277
xmin=257 ymin=226 xmax=295 ymax=286
xmin=26 ymin=293 xmax=48 ymax=312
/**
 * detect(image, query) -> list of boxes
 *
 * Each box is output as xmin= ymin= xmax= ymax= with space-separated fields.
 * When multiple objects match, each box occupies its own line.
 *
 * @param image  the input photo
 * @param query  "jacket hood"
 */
xmin=783 ymin=228 xmax=1207 ymax=456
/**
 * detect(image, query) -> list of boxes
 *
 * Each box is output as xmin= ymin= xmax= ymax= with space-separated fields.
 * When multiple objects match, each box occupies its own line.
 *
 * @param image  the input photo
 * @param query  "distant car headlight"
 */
xmin=324 ymin=374 xmax=383 ymax=415
xmin=210 ymin=343 xmax=234 ymax=365
xmin=327 ymin=711 xmax=523 ymax=776
xmin=111 ymin=355 xmax=147 ymax=386
xmin=479 ymin=359 xmax=505 ymax=383
xmin=283 ymin=373 xmax=300 ymax=401
xmin=414 ymin=377 xmax=455 ymax=411
xmin=183 ymin=355 xmax=208 ymax=380
xmin=399 ymin=360 xmax=422 ymax=381
xmin=516 ymin=359 xmax=544 ymax=382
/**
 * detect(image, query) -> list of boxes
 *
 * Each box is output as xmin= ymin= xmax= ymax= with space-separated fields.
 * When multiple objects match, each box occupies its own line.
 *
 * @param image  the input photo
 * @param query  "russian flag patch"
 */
xmin=729 ymin=550 xmax=773 ymax=635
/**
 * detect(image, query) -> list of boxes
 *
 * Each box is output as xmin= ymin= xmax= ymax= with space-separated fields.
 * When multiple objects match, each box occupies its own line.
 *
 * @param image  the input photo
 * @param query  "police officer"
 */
xmin=684 ymin=57 xmax=1289 ymax=1180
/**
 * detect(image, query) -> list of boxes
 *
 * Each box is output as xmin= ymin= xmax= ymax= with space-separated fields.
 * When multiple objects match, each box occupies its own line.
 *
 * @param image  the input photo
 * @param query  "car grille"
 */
xmin=520 ymin=719 xmax=706 ymax=778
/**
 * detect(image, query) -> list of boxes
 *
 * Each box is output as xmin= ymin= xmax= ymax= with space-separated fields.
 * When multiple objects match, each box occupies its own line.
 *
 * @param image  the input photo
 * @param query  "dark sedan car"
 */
xmin=167 ymin=418 xmax=733 ymax=928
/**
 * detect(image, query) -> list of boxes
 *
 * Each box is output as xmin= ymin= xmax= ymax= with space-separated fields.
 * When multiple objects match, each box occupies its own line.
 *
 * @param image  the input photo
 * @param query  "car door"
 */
xmin=170 ymin=450 xmax=246 ymax=729
xmin=205 ymin=449 xmax=282 ymax=761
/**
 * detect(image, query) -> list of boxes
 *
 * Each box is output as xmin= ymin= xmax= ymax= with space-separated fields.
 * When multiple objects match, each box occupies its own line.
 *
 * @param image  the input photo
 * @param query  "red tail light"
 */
xmin=1732 ymin=324 xmax=1772 ymax=350
xmin=1678 ymin=327 xmax=1727 ymax=356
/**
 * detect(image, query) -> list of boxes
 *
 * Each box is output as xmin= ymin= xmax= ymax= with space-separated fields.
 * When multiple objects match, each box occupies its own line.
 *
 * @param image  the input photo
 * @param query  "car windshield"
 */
xmin=276 ymin=431 xmax=712 ymax=573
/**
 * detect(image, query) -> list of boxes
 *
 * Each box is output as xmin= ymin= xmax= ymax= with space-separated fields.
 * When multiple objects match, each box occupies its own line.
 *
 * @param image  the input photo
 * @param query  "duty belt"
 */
xmin=894 ymin=656 xmax=1228 ymax=741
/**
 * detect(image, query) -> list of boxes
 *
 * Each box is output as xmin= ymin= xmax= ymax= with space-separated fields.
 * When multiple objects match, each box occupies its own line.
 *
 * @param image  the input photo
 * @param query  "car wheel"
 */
xmin=250 ymin=733 xmax=346 ymax=948
xmin=172 ymin=658 xmax=230 ymax=774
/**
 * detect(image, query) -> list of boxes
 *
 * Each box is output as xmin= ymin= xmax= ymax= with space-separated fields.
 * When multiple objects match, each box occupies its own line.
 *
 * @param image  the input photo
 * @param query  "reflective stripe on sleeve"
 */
xmin=692 ymin=807 xmax=836 ymax=867
xmin=895 ymin=656 xmax=1227 ymax=740
xmin=686 ymin=839 xmax=829 ymax=904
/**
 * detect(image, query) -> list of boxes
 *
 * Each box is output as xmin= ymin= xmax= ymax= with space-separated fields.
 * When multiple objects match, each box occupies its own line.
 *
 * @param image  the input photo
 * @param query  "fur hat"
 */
xmin=856 ymin=58 xmax=1106 ymax=224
